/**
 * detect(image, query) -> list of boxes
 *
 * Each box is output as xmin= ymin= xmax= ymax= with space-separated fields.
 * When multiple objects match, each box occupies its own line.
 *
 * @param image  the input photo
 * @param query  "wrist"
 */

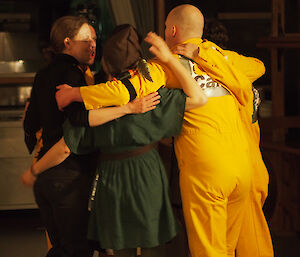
xmin=165 ymin=55 xmax=177 ymax=65
xmin=72 ymin=87 xmax=81 ymax=102
xmin=123 ymin=103 xmax=132 ymax=114
xmin=72 ymin=88 xmax=78 ymax=102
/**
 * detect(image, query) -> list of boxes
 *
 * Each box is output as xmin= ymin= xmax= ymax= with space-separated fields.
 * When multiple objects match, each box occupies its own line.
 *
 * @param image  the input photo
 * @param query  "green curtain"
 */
xmin=108 ymin=0 xmax=155 ymax=59
xmin=130 ymin=0 xmax=155 ymax=59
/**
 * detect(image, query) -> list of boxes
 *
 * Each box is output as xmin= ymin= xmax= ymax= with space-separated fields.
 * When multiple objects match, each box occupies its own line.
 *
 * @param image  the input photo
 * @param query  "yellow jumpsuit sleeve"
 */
xmin=193 ymin=41 xmax=254 ymax=106
xmin=80 ymin=61 xmax=167 ymax=110
xmin=223 ymin=49 xmax=266 ymax=124
xmin=223 ymin=50 xmax=265 ymax=84
xmin=223 ymin=50 xmax=265 ymax=135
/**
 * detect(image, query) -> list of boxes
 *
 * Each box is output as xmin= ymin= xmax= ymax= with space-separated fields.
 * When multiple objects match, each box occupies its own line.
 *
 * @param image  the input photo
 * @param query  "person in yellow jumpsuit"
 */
xmin=55 ymin=5 xmax=269 ymax=257
xmin=236 ymin=87 xmax=274 ymax=257
xmin=174 ymin=19 xmax=274 ymax=257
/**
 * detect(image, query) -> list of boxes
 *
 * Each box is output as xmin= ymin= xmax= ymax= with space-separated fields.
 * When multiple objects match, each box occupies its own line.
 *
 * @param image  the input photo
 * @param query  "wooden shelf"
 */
xmin=0 ymin=73 xmax=35 ymax=85
xmin=262 ymin=141 xmax=300 ymax=155
xmin=260 ymin=116 xmax=300 ymax=131
xmin=257 ymin=34 xmax=300 ymax=48
xmin=217 ymin=12 xmax=271 ymax=20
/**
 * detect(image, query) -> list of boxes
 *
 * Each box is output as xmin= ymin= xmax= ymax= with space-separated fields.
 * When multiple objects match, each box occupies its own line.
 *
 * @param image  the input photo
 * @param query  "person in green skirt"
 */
xmin=22 ymin=25 xmax=207 ymax=256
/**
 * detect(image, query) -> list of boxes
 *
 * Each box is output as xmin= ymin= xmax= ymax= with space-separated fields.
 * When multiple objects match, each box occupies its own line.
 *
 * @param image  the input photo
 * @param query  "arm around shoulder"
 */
xmin=145 ymin=32 xmax=208 ymax=111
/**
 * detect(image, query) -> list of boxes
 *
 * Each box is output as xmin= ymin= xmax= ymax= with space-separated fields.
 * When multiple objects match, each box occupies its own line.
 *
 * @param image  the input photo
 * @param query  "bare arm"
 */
xmin=89 ymin=92 xmax=160 ymax=126
xmin=21 ymin=93 xmax=160 ymax=186
xmin=145 ymin=32 xmax=208 ymax=110
xmin=21 ymin=137 xmax=70 ymax=187
xmin=33 ymin=137 xmax=70 ymax=174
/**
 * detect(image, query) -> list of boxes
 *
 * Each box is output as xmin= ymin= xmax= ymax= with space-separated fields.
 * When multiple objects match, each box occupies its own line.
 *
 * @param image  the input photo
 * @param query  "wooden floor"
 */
xmin=0 ymin=209 xmax=299 ymax=257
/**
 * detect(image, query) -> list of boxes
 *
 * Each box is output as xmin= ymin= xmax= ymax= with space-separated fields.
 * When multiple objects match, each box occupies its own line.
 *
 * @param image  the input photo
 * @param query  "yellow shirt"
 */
xmin=79 ymin=38 xmax=265 ymax=134
xmin=165 ymin=39 xmax=264 ymax=136
xmin=80 ymin=62 xmax=166 ymax=110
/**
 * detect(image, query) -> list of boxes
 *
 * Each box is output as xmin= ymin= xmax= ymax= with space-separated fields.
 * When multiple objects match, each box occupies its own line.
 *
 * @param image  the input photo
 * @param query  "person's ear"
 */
xmin=172 ymin=25 xmax=176 ymax=37
xmin=64 ymin=37 xmax=71 ymax=49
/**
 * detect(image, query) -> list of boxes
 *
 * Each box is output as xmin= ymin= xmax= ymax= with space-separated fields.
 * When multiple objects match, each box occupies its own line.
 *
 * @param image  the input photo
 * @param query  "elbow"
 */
xmin=195 ymin=94 xmax=208 ymax=108
xmin=60 ymin=138 xmax=71 ymax=155
xmin=63 ymin=143 xmax=71 ymax=156
xmin=256 ymin=62 xmax=266 ymax=78
xmin=260 ymin=64 xmax=266 ymax=77
xmin=199 ymin=95 xmax=208 ymax=106
xmin=255 ymin=60 xmax=266 ymax=78
xmin=185 ymin=94 xmax=208 ymax=111
xmin=63 ymin=143 xmax=71 ymax=155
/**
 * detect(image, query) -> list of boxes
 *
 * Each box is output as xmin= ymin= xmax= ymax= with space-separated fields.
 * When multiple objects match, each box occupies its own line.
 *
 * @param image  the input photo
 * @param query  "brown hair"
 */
xmin=50 ymin=16 xmax=88 ymax=53
xmin=102 ymin=24 xmax=142 ymax=76
xmin=203 ymin=18 xmax=229 ymax=49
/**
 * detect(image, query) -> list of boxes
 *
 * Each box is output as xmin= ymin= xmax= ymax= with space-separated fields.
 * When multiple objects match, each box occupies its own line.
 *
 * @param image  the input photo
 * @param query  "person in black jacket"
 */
xmin=22 ymin=16 xmax=156 ymax=257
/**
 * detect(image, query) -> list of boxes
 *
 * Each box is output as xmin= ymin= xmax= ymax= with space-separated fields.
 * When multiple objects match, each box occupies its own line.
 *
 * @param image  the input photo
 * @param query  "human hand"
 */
xmin=172 ymin=43 xmax=199 ymax=59
xmin=55 ymin=84 xmax=73 ymax=111
xmin=21 ymin=168 xmax=36 ymax=187
xmin=126 ymin=92 xmax=160 ymax=114
xmin=145 ymin=32 xmax=173 ymax=64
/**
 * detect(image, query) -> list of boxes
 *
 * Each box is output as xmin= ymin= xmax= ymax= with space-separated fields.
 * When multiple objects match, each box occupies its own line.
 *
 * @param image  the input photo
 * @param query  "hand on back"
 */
xmin=126 ymin=92 xmax=160 ymax=114
xmin=172 ymin=43 xmax=199 ymax=59
xmin=55 ymin=84 xmax=73 ymax=111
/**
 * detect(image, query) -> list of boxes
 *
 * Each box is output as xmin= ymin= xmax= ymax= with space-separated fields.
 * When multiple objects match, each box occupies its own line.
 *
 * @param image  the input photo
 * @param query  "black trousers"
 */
xmin=34 ymin=156 xmax=94 ymax=257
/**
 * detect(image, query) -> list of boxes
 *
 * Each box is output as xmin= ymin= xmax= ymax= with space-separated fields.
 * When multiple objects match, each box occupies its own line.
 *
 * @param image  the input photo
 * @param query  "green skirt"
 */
xmin=88 ymin=148 xmax=180 ymax=250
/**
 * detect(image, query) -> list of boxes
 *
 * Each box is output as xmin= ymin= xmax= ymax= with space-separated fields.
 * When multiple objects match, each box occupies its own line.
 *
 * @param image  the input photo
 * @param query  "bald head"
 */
xmin=165 ymin=4 xmax=204 ymax=48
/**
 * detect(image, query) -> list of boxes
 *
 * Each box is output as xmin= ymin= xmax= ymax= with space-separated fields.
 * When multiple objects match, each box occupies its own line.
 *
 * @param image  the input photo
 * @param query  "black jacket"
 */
xmin=23 ymin=54 xmax=90 ymax=159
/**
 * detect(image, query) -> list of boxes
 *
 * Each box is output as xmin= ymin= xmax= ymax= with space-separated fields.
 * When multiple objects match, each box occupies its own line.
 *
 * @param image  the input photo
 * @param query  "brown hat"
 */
xmin=102 ymin=24 xmax=142 ymax=76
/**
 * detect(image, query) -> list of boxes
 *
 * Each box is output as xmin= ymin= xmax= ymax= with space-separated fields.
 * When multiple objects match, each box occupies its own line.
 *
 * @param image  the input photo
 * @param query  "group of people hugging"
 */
xmin=21 ymin=4 xmax=274 ymax=257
